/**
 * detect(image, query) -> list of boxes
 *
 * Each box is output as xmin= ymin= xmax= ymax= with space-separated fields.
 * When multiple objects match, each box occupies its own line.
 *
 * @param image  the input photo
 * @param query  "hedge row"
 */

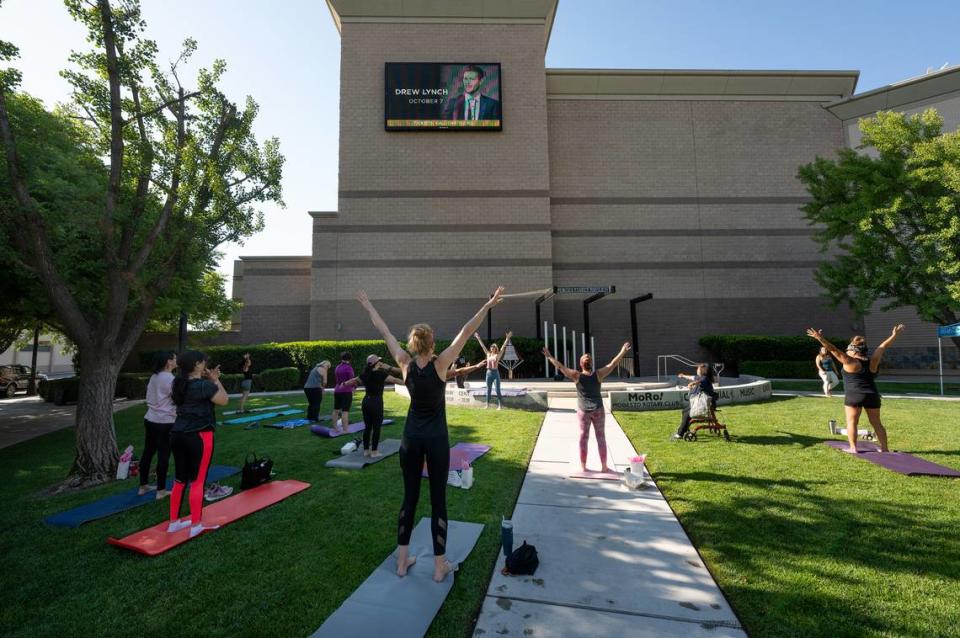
xmin=39 ymin=366 xmax=302 ymax=404
xmin=740 ymin=360 xmax=821 ymax=380
xmin=136 ymin=336 xmax=548 ymax=381
xmin=699 ymin=335 xmax=845 ymax=369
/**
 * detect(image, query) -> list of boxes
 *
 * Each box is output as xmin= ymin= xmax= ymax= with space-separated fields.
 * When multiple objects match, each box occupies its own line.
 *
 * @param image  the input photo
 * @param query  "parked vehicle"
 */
xmin=0 ymin=365 xmax=49 ymax=398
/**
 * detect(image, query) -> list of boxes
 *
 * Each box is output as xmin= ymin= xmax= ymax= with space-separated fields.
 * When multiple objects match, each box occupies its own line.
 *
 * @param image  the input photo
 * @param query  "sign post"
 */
xmin=501 ymin=343 xmax=522 ymax=379
xmin=937 ymin=322 xmax=960 ymax=396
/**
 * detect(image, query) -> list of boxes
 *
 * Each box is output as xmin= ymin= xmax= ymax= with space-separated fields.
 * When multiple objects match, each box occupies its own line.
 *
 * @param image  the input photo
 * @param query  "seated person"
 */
xmin=672 ymin=363 xmax=719 ymax=440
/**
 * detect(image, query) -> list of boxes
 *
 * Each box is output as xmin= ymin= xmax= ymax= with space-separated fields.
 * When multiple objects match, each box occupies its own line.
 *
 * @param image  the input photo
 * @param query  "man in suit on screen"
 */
xmin=444 ymin=65 xmax=501 ymax=122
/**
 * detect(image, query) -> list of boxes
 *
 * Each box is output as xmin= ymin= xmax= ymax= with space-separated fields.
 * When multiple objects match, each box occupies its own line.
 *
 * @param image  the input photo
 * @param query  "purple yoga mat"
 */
xmin=310 ymin=419 xmax=395 ymax=438
xmin=825 ymin=440 xmax=960 ymax=477
xmin=422 ymin=442 xmax=491 ymax=477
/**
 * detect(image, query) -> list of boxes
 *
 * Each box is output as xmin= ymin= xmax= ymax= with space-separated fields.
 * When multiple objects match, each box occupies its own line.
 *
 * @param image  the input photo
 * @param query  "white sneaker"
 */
xmin=190 ymin=523 xmax=220 ymax=538
xmin=446 ymin=470 xmax=463 ymax=488
xmin=166 ymin=519 xmax=191 ymax=533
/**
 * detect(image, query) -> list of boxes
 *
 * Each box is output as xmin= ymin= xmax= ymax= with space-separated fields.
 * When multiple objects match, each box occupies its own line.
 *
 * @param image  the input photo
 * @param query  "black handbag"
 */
xmin=505 ymin=541 xmax=539 ymax=575
xmin=240 ymin=452 xmax=273 ymax=490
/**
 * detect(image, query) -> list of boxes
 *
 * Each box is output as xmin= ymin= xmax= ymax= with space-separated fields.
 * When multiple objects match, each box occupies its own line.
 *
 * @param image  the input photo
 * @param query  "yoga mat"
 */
xmin=468 ymin=388 xmax=528 ymax=397
xmin=310 ymin=518 xmax=484 ymax=638
xmin=310 ymin=419 xmax=395 ymax=438
xmin=107 ymin=480 xmax=311 ymax=556
xmin=44 ymin=465 xmax=240 ymax=528
xmin=825 ymin=440 xmax=960 ymax=477
xmin=223 ymin=404 xmax=290 ymax=416
xmin=569 ymin=469 xmax=622 ymax=481
xmin=223 ymin=409 xmax=302 ymax=425
xmin=265 ymin=418 xmax=313 ymax=429
xmin=423 ymin=443 xmax=491 ymax=477
xmin=326 ymin=439 xmax=402 ymax=469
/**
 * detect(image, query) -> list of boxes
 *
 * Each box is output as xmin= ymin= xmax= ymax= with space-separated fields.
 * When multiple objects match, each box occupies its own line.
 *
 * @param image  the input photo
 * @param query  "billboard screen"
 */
xmin=385 ymin=63 xmax=502 ymax=131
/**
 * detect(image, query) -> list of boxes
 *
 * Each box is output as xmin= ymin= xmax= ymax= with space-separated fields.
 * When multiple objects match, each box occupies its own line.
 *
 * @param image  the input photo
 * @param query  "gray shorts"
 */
xmin=240 ymin=379 xmax=253 ymax=392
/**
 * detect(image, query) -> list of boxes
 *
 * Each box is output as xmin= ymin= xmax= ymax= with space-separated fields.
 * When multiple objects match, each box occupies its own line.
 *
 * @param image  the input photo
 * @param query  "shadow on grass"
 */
xmin=732 ymin=430 xmax=826 ymax=449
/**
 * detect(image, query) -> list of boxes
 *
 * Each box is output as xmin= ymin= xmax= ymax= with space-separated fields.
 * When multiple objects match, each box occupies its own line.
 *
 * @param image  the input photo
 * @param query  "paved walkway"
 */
xmin=473 ymin=398 xmax=746 ymax=637
xmin=0 ymin=395 xmax=141 ymax=450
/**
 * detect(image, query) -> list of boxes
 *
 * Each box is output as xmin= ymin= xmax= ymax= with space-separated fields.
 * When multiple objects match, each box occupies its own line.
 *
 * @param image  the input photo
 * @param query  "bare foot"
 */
xmin=580 ymin=465 xmax=588 ymax=473
xmin=363 ymin=450 xmax=371 ymax=457
xmin=138 ymin=485 xmax=155 ymax=496
xmin=843 ymin=447 xmax=859 ymax=454
xmin=433 ymin=559 xmax=457 ymax=582
xmin=397 ymin=554 xmax=416 ymax=577
xmin=155 ymin=489 xmax=171 ymax=500
xmin=370 ymin=450 xmax=382 ymax=458
xmin=600 ymin=467 xmax=614 ymax=474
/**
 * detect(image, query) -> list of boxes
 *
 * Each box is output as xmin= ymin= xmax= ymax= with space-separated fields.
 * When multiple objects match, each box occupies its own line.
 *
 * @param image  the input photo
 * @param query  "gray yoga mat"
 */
xmin=311 ymin=518 xmax=484 ymax=638
xmin=326 ymin=439 xmax=402 ymax=470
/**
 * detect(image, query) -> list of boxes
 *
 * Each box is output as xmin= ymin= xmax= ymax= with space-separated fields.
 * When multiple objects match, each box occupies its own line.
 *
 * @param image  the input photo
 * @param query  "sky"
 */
xmin=3 ymin=0 xmax=959 ymax=297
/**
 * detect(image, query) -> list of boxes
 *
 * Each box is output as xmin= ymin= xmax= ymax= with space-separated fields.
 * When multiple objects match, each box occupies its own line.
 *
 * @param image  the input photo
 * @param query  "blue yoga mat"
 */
xmin=222 ymin=409 xmax=302 ymax=425
xmin=44 ymin=464 xmax=240 ymax=528
xmin=265 ymin=418 xmax=313 ymax=429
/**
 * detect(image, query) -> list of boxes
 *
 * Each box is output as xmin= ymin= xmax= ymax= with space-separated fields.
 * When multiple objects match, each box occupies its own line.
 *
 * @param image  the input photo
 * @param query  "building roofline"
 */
xmin=545 ymin=68 xmax=859 ymax=101
xmin=326 ymin=0 xmax=560 ymax=52
xmin=825 ymin=65 xmax=960 ymax=120
xmin=237 ymin=256 xmax=312 ymax=262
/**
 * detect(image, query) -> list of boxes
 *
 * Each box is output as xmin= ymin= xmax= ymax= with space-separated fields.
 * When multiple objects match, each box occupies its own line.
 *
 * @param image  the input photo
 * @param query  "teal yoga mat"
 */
xmin=222 ymin=409 xmax=302 ymax=425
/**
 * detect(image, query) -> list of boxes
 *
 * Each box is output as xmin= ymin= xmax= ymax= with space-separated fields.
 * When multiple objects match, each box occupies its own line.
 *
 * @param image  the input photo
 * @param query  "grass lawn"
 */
xmin=772 ymin=379 xmax=960 ymax=396
xmin=617 ymin=396 xmax=960 ymax=638
xmin=0 ymin=392 xmax=544 ymax=637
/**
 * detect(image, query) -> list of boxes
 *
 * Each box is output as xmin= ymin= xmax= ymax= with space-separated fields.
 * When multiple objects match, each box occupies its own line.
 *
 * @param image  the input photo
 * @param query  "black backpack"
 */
xmin=505 ymin=541 xmax=539 ymax=575
xmin=240 ymin=452 xmax=274 ymax=490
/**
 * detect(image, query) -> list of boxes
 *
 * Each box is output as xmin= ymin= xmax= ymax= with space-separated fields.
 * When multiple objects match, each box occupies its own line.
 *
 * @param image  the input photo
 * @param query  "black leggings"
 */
xmin=398 ymin=435 xmax=449 ymax=556
xmin=140 ymin=419 xmax=172 ymax=488
xmin=304 ymin=387 xmax=324 ymax=421
xmin=362 ymin=396 xmax=384 ymax=450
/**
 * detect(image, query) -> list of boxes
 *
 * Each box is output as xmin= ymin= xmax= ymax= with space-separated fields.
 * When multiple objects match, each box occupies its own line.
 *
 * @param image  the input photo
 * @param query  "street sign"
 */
xmin=937 ymin=323 xmax=960 ymax=338
xmin=554 ymin=286 xmax=614 ymax=294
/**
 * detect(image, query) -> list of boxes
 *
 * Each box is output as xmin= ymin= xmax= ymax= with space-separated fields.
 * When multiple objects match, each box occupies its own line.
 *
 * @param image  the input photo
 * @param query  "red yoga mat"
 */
xmin=107 ymin=480 xmax=311 ymax=556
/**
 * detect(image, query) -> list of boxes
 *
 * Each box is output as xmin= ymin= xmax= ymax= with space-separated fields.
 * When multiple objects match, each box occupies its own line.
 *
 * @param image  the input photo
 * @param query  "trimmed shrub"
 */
xmin=42 ymin=377 xmax=80 ymax=405
xmin=135 ymin=335 xmax=550 ymax=380
xmin=115 ymin=373 xmax=150 ymax=399
xmin=699 ymin=335 xmax=846 ymax=371
xmin=740 ymin=360 xmax=820 ymax=379
xmin=258 ymin=367 xmax=300 ymax=391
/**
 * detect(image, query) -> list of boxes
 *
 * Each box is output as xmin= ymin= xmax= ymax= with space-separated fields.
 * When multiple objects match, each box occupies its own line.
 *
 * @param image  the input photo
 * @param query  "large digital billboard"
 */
xmin=385 ymin=63 xmax=502 ymax=131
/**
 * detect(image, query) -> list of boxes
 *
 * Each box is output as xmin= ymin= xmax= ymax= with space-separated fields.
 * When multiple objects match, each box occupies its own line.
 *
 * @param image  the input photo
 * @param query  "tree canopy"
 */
xmin=798 ymin=109 xmax=960 ymax=347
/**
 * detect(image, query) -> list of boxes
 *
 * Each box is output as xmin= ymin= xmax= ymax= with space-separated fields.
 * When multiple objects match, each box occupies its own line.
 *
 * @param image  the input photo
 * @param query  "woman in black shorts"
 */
xmin=807 ymin=325 xmax=904 ymax=453
xmin=356 ymin=286 xmax=505 ymax=582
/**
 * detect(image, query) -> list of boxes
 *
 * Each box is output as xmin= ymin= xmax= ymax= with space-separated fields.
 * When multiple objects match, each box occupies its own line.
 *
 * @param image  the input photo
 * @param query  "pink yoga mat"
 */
xmin=422 ymin=443 xmax=491 ymax=477
xmin=825 ymin=440 xmax=960 ymax=477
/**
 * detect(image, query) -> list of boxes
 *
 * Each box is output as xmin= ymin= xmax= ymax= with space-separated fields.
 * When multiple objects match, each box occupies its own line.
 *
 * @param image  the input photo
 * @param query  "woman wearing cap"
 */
xmin=474 ymin=331 xmax=513 ymax=409
xmin=303 ymin=361 xmax=330 ymax=422
xmin=542 ymin=342 xmax=632 ymax=473
xmin=806 ymin=325 xmax=905 ymax=453
xmin=356 ymin=286 xmax=505 ymax=582
xmin=343 ymin=355 xmax=403 ymax=457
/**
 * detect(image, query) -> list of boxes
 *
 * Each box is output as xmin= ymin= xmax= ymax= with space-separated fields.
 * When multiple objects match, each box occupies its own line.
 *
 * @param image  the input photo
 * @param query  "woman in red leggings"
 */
xmin=543 ymin=342 xmax=631 ymax=472
xmin=166 ymin=351 xmax=229 ymax=537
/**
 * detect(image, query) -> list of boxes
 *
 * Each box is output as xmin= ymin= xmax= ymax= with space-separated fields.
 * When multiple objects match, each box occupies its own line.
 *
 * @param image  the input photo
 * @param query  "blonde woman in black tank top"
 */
xmin=356 ymin=287 xmax=505 ymax=582
xmin=807 ymin=325 xmax=904 ymax=453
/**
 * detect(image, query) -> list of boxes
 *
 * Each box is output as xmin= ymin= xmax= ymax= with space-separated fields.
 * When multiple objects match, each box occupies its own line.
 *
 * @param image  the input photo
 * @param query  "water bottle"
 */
xmin=501 ymin=517 xmax=514 ymax=558
xmin=828 ymin=419 xmax=837 ymax=434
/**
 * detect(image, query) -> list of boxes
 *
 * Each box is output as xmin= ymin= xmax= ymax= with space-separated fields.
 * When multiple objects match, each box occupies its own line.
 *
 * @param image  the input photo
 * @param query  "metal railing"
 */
xmin=657 ymin=355 xmax=725 ymax=383
xmin=616 ymin=357 xmax=633 ymax=378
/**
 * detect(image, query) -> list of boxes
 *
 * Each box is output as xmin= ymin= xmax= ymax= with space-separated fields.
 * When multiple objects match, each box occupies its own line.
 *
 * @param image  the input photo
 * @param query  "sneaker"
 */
xmin=446 ymin=470 xmax=463 ymax=488
xmin=204 ymin=483 xmax=233 ymax=502
xmin=190 ymin=523 xmax=220 ymax=538
xmin=670 ymin=433 xmax=682 ymax=442
xmin=166 ymin=519 xmax=191 ymax=533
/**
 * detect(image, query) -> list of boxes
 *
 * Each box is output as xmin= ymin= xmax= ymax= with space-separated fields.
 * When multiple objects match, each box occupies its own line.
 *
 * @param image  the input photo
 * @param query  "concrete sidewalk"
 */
xmin=0 ymin=395 xmax=142 ymax=450
xmin=473 ymin=398 xmax=745 ymax=637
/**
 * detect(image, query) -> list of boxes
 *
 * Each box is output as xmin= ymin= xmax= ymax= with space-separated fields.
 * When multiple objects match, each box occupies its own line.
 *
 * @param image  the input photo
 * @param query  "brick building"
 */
xmin=231 ymin=1 xmax=959 ymax=374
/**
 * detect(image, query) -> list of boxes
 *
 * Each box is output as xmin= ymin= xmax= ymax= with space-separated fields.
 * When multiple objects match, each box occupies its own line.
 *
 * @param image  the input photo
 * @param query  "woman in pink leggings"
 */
xmin=543 ymin=342 xmax=631 ymax=472
xmin=166 ymin=351 xmax=229 ymax=538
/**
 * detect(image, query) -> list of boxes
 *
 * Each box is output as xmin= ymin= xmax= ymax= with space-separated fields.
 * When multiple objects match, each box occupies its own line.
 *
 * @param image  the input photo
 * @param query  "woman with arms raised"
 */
xmin=543 ymin=342 xmax=632 ymax=473
xmin=356 ymin=287 xmax=505 ymax=582
xmin=474 ymin=331 xmax=513 ymax=409
xmin=806 ymin=325 xmax=905 ymax=453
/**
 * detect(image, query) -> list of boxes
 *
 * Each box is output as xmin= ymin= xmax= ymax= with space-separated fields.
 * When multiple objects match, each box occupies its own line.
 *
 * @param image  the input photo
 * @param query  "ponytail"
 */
xmin=172 ymin=350 xmax=207 ymax=405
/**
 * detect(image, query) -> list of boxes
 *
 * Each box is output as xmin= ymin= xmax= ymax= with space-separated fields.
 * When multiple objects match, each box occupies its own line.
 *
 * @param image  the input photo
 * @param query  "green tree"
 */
xmin=798 ymin=109 xmax=960 ymax=351
xmin=0 ymin=0 xmax=283 ymax=484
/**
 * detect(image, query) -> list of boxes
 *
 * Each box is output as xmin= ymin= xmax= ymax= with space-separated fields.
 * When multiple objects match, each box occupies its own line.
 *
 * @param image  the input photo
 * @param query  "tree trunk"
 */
xmin=27 ymin=324 xmax=40 ymax=395
xmin=69 ymin=348 xmax=121 ymax=485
